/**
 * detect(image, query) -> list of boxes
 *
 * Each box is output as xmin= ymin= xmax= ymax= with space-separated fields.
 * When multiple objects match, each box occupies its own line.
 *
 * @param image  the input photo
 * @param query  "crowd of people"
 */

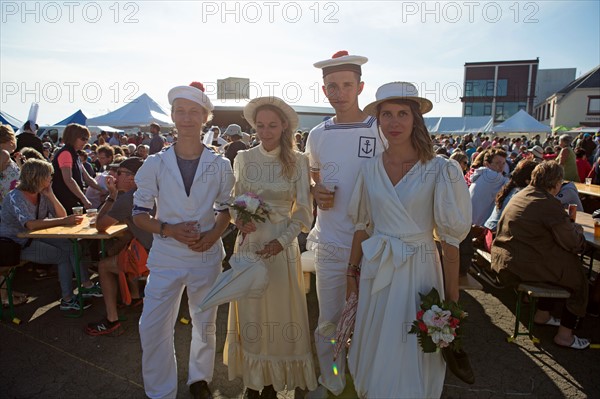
xmin=0 ymin=49 xmax=598 ymax=399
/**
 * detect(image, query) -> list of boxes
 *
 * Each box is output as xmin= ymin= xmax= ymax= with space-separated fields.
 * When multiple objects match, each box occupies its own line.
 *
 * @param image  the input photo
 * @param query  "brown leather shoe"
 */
xmin=244 ymin=388 xmax=260 ymax=399
xmin=260 ymin=385 xmax=277 ymax=399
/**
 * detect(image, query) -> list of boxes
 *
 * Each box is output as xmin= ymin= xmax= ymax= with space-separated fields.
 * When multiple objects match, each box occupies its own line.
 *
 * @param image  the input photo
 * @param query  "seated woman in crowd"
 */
xmin=492 ymin=161 xmax=590 ymax=349
xmin=484 ymin=159 xmax=537 ymax=232
xmin=0 ymin=159 xmax=102 ymax=311
xmin=464 ymin=148 xmax=489 ymax=187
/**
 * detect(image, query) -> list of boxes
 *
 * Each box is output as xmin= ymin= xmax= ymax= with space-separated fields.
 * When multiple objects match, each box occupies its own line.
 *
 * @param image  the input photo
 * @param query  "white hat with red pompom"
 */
xmin=168 ymin=81 xmax=214 ymax=112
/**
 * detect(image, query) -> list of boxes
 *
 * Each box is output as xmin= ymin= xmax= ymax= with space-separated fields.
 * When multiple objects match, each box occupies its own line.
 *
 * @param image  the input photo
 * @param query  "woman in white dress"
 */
xmin=223 ymin=97 xmax=317 ymax=398
xmin=346 ymin=82 xmax=472 ymax=398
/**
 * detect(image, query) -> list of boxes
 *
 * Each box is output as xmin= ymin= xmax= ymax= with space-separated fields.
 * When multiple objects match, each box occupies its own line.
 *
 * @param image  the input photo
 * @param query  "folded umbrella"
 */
xmin=198 ymin=251 xmax=269 ymax=312
xmin=333 ymin=291 xmax=358 ymax=361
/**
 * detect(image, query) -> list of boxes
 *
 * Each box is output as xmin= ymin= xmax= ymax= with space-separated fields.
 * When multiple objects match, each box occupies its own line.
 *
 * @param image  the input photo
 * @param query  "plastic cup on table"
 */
xmin=586 ymin=178 xmax=592 ymax=185
xmin=86 ymin=208 xmax=98 ymax=226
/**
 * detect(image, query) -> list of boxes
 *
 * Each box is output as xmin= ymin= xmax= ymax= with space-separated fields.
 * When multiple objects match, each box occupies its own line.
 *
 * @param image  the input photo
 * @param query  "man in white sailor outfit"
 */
xmin=305 ymin=51 xmax=383 ymax=397
xmin=133 ymin=82 xmax=235 ymax=399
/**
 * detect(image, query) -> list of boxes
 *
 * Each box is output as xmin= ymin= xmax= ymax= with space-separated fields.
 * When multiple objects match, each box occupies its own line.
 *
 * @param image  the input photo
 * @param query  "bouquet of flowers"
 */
xmin=409 ymin=287 xmax=474 ymax=384
xmin=223 ymin=192 xmax=271 ymax=244
xmin=409 ymin=287 xmax=466 ymax=353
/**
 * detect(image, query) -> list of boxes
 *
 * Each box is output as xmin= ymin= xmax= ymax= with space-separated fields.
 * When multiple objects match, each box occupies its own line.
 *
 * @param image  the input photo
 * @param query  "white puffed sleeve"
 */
xmin=276 ymin=153 xmax=314 ymax=247
xmin=214 ymin=157 xmax=235 ymax=212
xmin=434 ymin=158 xmax=472 ymax=248
xmin=133 ymin=156 xmax=159 ymax=216
xmin=229 ymin=151 xmax=248 ymax=222
xmin=348 ymin=166 xmax=372 ymax=232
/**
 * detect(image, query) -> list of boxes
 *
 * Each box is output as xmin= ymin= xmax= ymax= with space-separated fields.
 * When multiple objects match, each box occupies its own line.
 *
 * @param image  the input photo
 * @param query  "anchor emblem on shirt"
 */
xmin=358 ymin=136 xmax=376 ymax=158
xmin=362 ymin=140 xmax=373 ymax=154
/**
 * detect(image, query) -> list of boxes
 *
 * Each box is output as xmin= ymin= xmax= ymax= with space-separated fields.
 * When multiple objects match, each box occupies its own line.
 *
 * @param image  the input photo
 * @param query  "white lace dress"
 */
xmin=347 ymin=155 xmax=471 ymax=398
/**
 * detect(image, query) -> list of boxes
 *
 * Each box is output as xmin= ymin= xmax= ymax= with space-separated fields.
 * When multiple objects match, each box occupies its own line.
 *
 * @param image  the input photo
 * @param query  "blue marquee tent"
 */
xmin=55 ymin=109 xmax=87 ymax=125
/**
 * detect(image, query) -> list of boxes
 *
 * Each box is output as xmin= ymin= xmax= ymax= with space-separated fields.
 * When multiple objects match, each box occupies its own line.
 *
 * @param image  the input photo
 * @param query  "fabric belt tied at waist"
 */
xmin=361 ymin=232 xmax=432 ymax=295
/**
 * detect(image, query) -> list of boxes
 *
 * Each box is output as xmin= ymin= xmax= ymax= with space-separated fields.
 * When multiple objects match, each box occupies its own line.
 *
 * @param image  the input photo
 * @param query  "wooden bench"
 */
xmin=0 ymin=261 xmax=29 ymax=324
xmin=507 ymin=282 xmax=571 ymax=344
xmin=471 ymin=248 xmax=504 ymax=289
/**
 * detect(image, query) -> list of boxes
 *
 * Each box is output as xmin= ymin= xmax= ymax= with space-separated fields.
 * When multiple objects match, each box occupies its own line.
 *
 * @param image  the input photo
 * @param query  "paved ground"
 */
xmin=2 ymin=255 xmax=600 ymax=398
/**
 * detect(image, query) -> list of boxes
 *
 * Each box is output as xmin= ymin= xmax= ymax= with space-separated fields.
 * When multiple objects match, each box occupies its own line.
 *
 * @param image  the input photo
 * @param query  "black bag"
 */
xmin=0 ymin=237 xmax=22 ymax=266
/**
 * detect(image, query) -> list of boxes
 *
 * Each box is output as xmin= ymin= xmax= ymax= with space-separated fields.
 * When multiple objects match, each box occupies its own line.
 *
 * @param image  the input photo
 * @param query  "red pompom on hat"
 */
xmin=314 ymin=51 xmax=368 ymax=78
xmin=189 ymin=81 xmax=205 ymax=92
xmin=332 ymin=50 xmax=349 ymax=58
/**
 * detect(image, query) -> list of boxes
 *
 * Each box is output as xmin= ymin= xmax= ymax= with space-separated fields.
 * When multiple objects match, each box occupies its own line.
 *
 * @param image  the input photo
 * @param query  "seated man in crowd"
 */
xmin=469 ymin=147 xmax=509 ymax=226
xmin=492 ymin=161 xmax=589 ymax=349
xmin=85 ymin=157 xmax=153 ymax=336
xmin=86 ymin=145 xmax=115 ymax=209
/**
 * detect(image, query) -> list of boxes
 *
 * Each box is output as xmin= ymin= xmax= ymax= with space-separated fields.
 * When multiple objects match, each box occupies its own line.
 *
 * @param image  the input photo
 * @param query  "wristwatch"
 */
xmin=160 ymin=222 xmax=168 ymax=238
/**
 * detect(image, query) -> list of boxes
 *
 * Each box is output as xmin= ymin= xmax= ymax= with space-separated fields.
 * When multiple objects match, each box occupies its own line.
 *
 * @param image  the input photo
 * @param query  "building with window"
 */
xmin=534 ymin=65 xmax=600 ymax=128
xmin=462 ymin=59 xmax=538 ymax=123
xmin=535 ymin=68 xmax=576 ymax=108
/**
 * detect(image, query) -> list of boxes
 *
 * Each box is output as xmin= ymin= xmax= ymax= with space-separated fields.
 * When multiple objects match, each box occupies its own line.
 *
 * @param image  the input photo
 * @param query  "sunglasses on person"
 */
xmin=117 ymin=169 xmax=134 ymax=177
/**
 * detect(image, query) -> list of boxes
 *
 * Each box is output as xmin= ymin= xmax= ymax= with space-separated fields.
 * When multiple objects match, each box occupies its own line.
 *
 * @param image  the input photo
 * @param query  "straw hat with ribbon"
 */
xmin=364 ymin=81 xmax=433 ymax=116
xmin=243 ymin=96 xmax=299 ymax=132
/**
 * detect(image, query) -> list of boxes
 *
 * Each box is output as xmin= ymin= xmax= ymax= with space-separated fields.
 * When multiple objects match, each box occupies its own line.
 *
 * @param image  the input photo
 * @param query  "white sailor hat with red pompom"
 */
xmin=168 ymin=81 xmax=214 ymax=112
xmin=313 ymin=50 xmax=368 ymax=77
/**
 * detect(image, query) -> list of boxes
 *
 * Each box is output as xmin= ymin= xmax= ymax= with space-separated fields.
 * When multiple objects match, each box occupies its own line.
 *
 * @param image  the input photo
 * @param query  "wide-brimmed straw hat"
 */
xmin=243 ymin=97 xmax=299 ymax=132
xmin=364 ymin=82 xmax=433 ymax=116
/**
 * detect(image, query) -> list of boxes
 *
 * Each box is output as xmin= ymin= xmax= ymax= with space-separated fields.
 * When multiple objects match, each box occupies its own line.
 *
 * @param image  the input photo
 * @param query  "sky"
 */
xmin=1 ymin=0 xmax=599 ymax=126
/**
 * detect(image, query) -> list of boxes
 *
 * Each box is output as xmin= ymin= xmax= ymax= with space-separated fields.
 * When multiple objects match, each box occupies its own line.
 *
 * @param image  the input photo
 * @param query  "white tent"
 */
xmin=424 ymin=116 xmax=493 ymax=134
xmin=86 ymin=93 xmax=173 ymax=128
xmin=492 ymin=110 xmax=551 ymax=133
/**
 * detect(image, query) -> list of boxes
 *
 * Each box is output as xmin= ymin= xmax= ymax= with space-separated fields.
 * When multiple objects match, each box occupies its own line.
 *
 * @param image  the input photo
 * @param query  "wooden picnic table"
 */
xmin=573 ymin=182 xmax=600 ymax=198
xmin=18 ymin=217 xmax=128 ymax=317
xmin=576 ymin=211 xmax=600 ymax=249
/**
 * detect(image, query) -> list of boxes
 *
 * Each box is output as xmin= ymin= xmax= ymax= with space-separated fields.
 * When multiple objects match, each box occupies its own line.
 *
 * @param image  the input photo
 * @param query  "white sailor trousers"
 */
xmin=140 ymin=264 xmax=220 ymax=399
xmin=313 ymin=244 xmax=350 ymax=396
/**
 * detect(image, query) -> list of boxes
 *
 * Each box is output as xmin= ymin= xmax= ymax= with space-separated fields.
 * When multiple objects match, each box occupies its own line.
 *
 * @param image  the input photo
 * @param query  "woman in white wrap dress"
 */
xmin=346 ymin=82 xmax=471 ymax=398
xmin=224 ymin=97 xmax=317 ymax=398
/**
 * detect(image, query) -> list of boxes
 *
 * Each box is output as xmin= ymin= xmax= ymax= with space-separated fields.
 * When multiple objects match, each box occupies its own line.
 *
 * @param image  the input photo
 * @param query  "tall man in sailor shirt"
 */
xmin=305 ymin=51 xmax=383 ymax=398
xmin=133 ymin=82 xmax=234 ymax=399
